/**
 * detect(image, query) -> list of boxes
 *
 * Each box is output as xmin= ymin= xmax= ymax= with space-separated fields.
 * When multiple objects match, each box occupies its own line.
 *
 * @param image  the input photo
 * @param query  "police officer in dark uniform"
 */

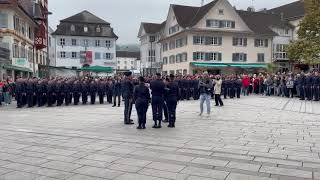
xmin=299 ymin=72 xmax=306 ymax=100
xmin=26 ymin=78 xmax=36 ymax=108
xmin=37 ymin=79 xmax=47 ymax=107
xmin=64 ymin=79 xmax=73 ymax=106
xmin=89 ymin=80 xmax=97 ymax=104
xmin=165 ymin=74 xmax=180 ymax=128
xmin=305 ymin=73 xmax=313 ymax=101
xmin=47 ymin=79 xmax=56 ymax=107
xmin=193 ymin=77 xmax=200 ymax=100
xmin=112 ymin=77 xmax=121 ymax=107
xmin=236 ymin=77 xmax=242 ymax=98
xmin=56 ymin=80 xmax=64 ymax=106
xmin=81 ymin=79 xmax=89 ymax=105
xmin=150 ymin=73 xmax=166 ymax=128
xmin=97 ymin=79 xmax=106 ymax=104
xmin=73 ymin=80 xmax=81 ymax=105
xmin=122 ymin=72 xmax=134 ymax=125
xmin=15 ymin=77 xmax=26 ymax=108
xmin=314 ymin=72 xmax=320 ymax=101
xmin=133 ymin=76 xmax=150 ymax=129
xmin=106 ymin=79 xmax=113 ymax=104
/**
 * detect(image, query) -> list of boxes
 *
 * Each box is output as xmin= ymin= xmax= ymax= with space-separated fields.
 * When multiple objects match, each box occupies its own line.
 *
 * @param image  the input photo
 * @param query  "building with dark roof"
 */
xmin=138 ymin=0 xmax=306 ymax=75
xmin=116 ymin=51 xmax=141 ymax=73
xmin=52 ymin=11 xmax=118 ymax=72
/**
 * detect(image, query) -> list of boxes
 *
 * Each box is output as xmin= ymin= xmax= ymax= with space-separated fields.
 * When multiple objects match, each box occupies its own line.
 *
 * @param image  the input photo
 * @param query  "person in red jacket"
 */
xmin=242 ymin=74 xmax=250 ymax=96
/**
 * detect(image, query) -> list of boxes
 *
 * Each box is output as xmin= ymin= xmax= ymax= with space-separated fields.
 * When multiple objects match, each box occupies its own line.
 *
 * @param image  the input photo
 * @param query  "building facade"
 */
xmin=52 ymin=11 xmax=118 ymax=72
xmin=138 ymin=22 xmax=164 ymax=75
xmin=116 ymin=51 xmax=140 ymax=73
xmin=0 ymin=0 xmax=49 ymax=80
xmin=138 ymin=0 xmax=305 ymax=75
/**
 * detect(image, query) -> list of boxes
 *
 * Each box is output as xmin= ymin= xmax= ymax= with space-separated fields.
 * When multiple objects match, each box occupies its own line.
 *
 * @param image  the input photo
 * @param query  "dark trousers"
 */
xmin=47 ymin=93 xmax=54 ymax=107
xmin=185 ymin=89 xmax=191 ymax=100
xmin=223 ymin=88 xmax=228 ymax=99
xmin=57 ymin=93 xmax=64 ymax=106
xmin=314 ymin=86 xmax=319 ymax=101
xmin=300 ymin=86 xmax=305 ymax=99
xmin=215 ymin=94 xmax=224 ymax=106
xmin=37 ymin=94 xmax=44 ymax=107
xmin=107 ymin=91 xmax=112 ymax=103
xmin=193 ymin=89 xmax=199 ymax=100
xmin=306 ymin=86 xmax=312 ymax=100
xmin=163 ymin=100 xmax=168 ymax=120
xmin=236 ymin=87 xmax=241 ymax=98
xmin=113 ymin=95 xmax=121 ymax=106
xmin=73 ymin=93 xmax=80 ymax=105
xmin=152 ymin=96 xmax=164 ymax=121
xmin=65 ymin=93 xmax=72 ymax=105
xmin=180 ymin=89 xmax=186 ymax=100
xmin=124 ymin=97 xmax=133 ymax=123
xmin=229 ymin=88 xmax=235 ymax=98
xmin=90 ymin=93 xmax=96 ymax=104
xmin=287 ymin=88 xmax=294 ymax=98
xmin=98 ymin=93 xmax=104 ymax=104
xmin=166 ymin=98 xmax=177 ymax=123
xmin=27 ymin=93 xmax=33 ymax=107
xmin=135 ymin=99 xmax=148 ymax=126
xmin=16 ymin=93 xmax=23 ymax=108
xmin=82 ymin=93 xmax=88 ymax=104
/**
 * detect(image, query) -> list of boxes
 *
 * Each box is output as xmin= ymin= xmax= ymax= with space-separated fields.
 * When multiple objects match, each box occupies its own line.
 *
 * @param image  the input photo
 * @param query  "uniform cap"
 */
xmin=124 ymin=72 xmax=132 ymax=77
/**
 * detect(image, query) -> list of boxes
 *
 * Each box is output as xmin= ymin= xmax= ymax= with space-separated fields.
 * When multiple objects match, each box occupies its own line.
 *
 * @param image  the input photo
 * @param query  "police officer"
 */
xmin=15 ymin=77 xmax=26 ymax=108
xmin=112 ymin=77 xmax=121 ymax=107
xmin=37 ymin=79 xmax=47 ymax=107
xmin=150 ymin=73 xmax=166 ymax=128
xmin=133 ymin=76 xmax=150 ymax=129
xmin=122 ymin=72 xmax=134 ymax=125
xmin=165 ymin=74 xmax=180 ymax=128
xmin=97 ymin=79 xmax=106 ymax=104
xmin=47 ymin=79 xmax=56 ymax=107
xmin=81 ymin=79 xmax=89 ymax=105
xmin=26 ymin=78 xmax=36 ymax=108
xmin=64 ymin=79 xmax=73 ymax=106
xmin=305 ymin=73 xmax=313 ymax=101
xmin=89 ymin=80 xmax=97 ymax=104
xmin=236 ymin=76 xmax=242 ymax=98
xmin=299 ymin=72 xmax=306 ymax=100
xmin=56 ymin=80 xmax=64 ymax=106
xmin=106 ymin=79 xmax=113 ymax=104
xmin=73 ymin=80 xmax=81 ymax=105
xmin=314 ymin=72 xmax=320 ymax=101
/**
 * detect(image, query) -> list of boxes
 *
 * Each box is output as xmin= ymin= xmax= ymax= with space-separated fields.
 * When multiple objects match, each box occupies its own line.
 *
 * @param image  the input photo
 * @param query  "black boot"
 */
xmin=137 ymin=123 xmax=142 ymax=129
xmin=152 ymin=121 xmax=158 ymax=128
xmin=142 ymin=124 xmax=146 ymax=129
xmin=168 ymin=122 xmax=173 ymax=128
xmin=172 ymin=122 xmax=175 ymax=128
xmin=157 ymin=120 xmax=162 ymax=128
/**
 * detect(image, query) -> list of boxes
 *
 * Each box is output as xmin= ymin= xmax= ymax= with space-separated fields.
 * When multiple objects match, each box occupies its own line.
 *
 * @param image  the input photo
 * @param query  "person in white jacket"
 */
xmin=214 ymin=75 xmax=224 ymax=107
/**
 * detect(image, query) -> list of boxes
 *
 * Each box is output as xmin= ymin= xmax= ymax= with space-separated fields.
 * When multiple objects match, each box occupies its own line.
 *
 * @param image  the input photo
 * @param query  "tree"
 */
xmin=287 ymin=0 xmax=320 ymax=65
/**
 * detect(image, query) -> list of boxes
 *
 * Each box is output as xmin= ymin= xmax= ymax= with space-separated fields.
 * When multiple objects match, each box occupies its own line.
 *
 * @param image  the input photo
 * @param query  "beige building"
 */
xmin=138 ymin=0 xmax=304 ymax=75
xmin=116 ymin=51 xmax=140 ymax=73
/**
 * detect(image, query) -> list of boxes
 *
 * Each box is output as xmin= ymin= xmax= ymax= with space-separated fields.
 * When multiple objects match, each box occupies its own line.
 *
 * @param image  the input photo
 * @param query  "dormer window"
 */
xmin=96 ymin=26 xmax=101 ymax=32
xmin=84 ymin=26 xmax=88 ymax=32
xmin=71 ymin=25 xmax=75 ymax=31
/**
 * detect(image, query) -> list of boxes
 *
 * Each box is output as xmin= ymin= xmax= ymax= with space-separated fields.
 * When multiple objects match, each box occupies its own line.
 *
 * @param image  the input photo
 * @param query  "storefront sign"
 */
xmin=104 ymin=61 xmax=116 ymax=66
xmin=12 ymin=58 xmax=32 ymax=70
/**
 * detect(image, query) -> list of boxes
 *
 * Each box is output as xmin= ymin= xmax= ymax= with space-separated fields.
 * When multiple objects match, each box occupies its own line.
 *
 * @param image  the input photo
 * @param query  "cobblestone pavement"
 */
xmin=1 ymin=96 xmax=320 ymax=180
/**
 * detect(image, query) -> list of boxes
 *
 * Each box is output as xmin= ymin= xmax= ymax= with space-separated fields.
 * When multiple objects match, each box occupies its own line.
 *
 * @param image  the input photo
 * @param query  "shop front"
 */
xmin=3 ymin=58 xmax=34 ymax=80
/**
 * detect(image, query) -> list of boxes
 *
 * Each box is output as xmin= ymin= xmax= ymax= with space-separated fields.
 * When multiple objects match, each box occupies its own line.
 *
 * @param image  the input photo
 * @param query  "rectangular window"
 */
xmin=71 ymin=39 xmax=77 ymax=46
xmin=193 ymin=52 xmax=204 ymax=61
xmin=0 ymin=13 xmax=8 ymax=28
xmin=205 ymin=52 xmax=222 ymax=61
xmin=95 ymin=52 xmax=101 ymax=59
xmin=106 ymin=40 xmax=111 ymax=48
xmin=219 ymin=9 xmax=224 ymax=15
xmin=163 ymin=57 xmax=168 ymax=65
xmin=274 ymin=44 xmax=288 ymax=60
xmin=84 ymin=39 xmax=89 ymax=47
xmin=71 ymin=52 xmax=77 ymax=59
xmin=60 ymin=51 xmax=66 ymax=58
xmin=206 ymin=19 xmax=235 ymax=28
xmin=181 ymin=53 xmax=188 ymax=62
xmin=105 ymin=53 xmax=111 ymax=59
xmin=193 ymin=36 xmax=204 ymax=45
xmin=162 ymin=43 xmax=168 ymax=52
xmin=149 ymin=36 xmax=156 ymax=42
xmin=13 ymin=16 xmax=20 ymax=32
xmin=12 ymin=41 xmax=19 ymax=58
xmin=257 ymin=53 xmax=265 ymax=62
xmin=60 ymin=38 xmax=66 ymax=46
xmin=205 ymin=36 xmax=222 ymax=45
xmin=255 ymin=39 xmax=269 ymax=47
xmin=169 ymin=25 xmax=179 ymax=34
xmin=232 ymin=53 xmax=247 ymax=62
xmin=169 ymin=55 xmax=175 ymax=64
xmin=148 ymin=50 xmax=155 ymax=62
xmin=169 ymin=41 xmax=175 ymax=50
xmin=95 ymin=40 xmax=100 ymax=47
xmin=233 ymin=37 xmax=247 ymax=46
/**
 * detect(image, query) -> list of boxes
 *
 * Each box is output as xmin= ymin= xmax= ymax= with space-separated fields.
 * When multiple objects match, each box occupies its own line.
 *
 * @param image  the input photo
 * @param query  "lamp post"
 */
xmin=149 ymin=35 xmax=155 ymax=76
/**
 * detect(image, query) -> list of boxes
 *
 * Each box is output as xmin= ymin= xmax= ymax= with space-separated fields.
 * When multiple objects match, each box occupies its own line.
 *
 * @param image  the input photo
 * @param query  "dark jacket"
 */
xmin=150 ymin=79 xmax=165 ymax=97
xmin=133 ymin=84 xmax=150 ymax=102
xmin=121 ymin=79 xmax=134 ymax=98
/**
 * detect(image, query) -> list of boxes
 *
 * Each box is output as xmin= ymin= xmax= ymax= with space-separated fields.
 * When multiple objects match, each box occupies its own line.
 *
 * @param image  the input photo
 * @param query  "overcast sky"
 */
xmin=49 ymin=0 xmax=297 ymax=45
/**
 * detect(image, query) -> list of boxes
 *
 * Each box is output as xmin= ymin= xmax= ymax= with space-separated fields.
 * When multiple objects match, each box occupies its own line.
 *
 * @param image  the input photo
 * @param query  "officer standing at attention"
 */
xmin=73 ymin=80 xmax=81 ymax=105
xmin=97 ymin=79 xmax=106 ymax=104
xmin=165 ymin=74 xmax=180 ymax=128
xmin=26 ymin=78 xmax=35 ymax=108
xmin=305 ymin=73 xmax=313 ymax=101
xmin=112 ymin=77 xmax=121 ymax=107
xmin=133 ymin=76 xmax=150 ymax=129
xmin=15 ymin=77 xmax=25 ymax=108
xmin=150 ymin=73 xmax=166 ymax=128
xmin=122 ymin=72 xmax=134 ymax=125
xmin=81 ymin=79 xmax=89 ymax=105
xmin=89 ymin=79 xmax=97 ymax=105
xmin=314 ymin=71 xmax=320 ymax=101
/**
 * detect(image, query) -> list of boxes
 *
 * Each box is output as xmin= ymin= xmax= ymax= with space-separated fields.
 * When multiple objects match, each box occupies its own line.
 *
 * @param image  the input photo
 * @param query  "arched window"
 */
xmin=70 ymin=25 xmax=75 ymax=31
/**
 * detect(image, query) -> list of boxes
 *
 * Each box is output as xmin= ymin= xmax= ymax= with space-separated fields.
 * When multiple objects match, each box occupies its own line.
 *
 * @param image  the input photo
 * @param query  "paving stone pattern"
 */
xmin=0 ymin=96 xmax=320 ymax=179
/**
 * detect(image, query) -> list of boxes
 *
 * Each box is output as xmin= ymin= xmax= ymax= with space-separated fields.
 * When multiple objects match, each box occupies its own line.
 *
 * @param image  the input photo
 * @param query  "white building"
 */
xmin=138 ymin=22 xmax=164 ymax=75
xmin=138 ymin=0 xmax=305 ymax=75
xmin=116 ymin=51 xmax=140 ymax=73
xmin=52 ymin=11 xmax=118 ymax=73
xmin=0 ymin=0 xmax=49 ymax=80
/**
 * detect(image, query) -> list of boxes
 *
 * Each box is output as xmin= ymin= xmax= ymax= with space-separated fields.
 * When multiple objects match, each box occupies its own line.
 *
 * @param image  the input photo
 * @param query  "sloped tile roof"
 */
xmin=267 ymin=1 xmax=305 ymax=20
xmin=61 ymin=10 xmax=110 ymax=25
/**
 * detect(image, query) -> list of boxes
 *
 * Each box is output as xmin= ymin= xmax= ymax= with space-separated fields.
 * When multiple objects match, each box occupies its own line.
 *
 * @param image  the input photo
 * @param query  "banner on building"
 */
xmin=80 ymin=51 xmax=93 ymax=65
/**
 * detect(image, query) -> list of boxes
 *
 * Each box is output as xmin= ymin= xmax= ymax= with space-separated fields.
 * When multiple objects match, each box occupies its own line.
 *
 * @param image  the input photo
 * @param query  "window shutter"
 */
xmin=218 ymin=53 xmax=222 ymax=61
xmin=103 ymin=53 xmax=107 ymax=59
xmin=264 ymin=39 xmax=268 ymax=47
xmin=57 ymin=51 xmax=61 ymax=58
xmin=110 ymin=53 xmax=114 ymax=59
xmin=244 ymin=54 xmax=247 ymax=62
xmin=232 ymin=38 xmax=237 ymax=46
xmin=231 ymin=21 xmax=235 ymax=28
xmin=184 ymin=53 xmax=188 ymax=61
xmin=193 ymin=36 xmax=197 ymax=44
xmin=206 ymin=20 xmax=210 ymax=27
xmin=232 ymin=53 xmax=236 ymax=61
xmin=254 ymin=39 xmax=258 ymax=47
xmin=185 ymin=37 xmax=188 ymax=45
xmin=219 ymin=20 xmax=223 ymax=28
xmin=205 ymin=53 xmax=209 ymax=61
xmin=205 ymin=37 xmax=210 ymax=45
xmin=218 ymin=37 xmax=222 ymax=45
xmin=244 ymin=38 xmax=247 ymax=46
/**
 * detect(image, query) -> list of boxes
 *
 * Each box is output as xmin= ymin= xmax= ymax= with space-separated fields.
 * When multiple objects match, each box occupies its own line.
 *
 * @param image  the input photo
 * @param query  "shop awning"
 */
xmin=3 ymin=64 xmax=33 ymax=73
xmin=80 ymin=66 xmax=113 ymax=73
xmin=191 ymin=62 xmax=267 ymax=68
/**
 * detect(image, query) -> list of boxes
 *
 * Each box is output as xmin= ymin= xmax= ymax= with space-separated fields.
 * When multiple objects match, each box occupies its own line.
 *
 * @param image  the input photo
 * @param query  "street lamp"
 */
xmin=149 ymin=35 xmax=155 ymax=76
